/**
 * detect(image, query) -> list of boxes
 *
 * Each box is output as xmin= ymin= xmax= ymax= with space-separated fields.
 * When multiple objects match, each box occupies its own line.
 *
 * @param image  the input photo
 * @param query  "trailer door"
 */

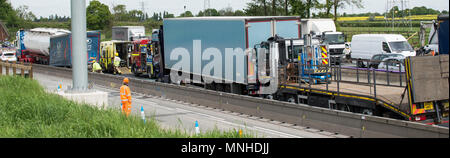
xmin=275 ymin=19 xmax=301 ymax=39
xmin=246 ymin=20 xmax=272 ymax=49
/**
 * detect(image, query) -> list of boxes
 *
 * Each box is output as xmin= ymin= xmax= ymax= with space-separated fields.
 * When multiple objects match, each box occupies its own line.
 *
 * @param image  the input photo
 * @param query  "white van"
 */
xmin=350 ymin=34 xmax=415 ymax=67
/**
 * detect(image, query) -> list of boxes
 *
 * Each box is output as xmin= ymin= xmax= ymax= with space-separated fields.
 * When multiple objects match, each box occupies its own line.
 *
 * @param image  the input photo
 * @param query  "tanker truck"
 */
xmin=15 ymin=28 xmax=70 ymax=64
xmin=15 ymin=28 xmax=101 ymax=66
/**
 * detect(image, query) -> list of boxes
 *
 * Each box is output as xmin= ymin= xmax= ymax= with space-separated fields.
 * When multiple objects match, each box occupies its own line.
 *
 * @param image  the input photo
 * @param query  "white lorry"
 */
xmin=301 ymin=19 xmax=347 ymax=64
xmin=112 ymin=26 xmax=146 ymax=41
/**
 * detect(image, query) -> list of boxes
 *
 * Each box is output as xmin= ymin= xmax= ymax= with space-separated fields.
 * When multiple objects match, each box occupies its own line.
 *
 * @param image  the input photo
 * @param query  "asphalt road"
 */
xmin=31 ymin=71 xmax=345 ymax=138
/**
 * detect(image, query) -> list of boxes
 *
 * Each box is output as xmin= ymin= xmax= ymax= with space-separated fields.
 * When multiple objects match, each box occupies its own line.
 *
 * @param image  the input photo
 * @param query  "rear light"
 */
xmin=415 ymin=115 xmax=427 ymax=121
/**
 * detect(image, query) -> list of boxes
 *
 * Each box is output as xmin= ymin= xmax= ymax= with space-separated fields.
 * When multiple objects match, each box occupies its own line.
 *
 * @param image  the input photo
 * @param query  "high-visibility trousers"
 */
xmin=122 ymin=102 xmax=131 ymax=117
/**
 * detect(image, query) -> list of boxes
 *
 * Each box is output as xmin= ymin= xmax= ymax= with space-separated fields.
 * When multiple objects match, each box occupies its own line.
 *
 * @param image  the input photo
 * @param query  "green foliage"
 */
xmin=0 ymin=0 xmax=21 ymax=28
xmin=179 ymin=11 xmax=194 ymax=17
xmin=197 ymin=9 xmax=220 ymax=16
xmin=112 ymin=4 xmax=127 ymax=21
xmin=0 ymin=76 xmax=254 ymax=138
xmin=245 ymin=0 xmax=289 ymax=16
xmin=86 ymin=0 xmax=112 ymax=30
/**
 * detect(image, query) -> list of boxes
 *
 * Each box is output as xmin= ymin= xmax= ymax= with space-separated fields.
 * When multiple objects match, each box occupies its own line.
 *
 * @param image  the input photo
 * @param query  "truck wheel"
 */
xmin=287 ymin=96 xmax=296 ymax=103
xmin=362 ymin=109 xmax=373 ymax=115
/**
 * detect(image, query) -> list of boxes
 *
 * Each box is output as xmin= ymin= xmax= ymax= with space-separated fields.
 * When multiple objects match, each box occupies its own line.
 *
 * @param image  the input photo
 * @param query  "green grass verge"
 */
xmin=0 ymin=76 xmax=254 ymax=138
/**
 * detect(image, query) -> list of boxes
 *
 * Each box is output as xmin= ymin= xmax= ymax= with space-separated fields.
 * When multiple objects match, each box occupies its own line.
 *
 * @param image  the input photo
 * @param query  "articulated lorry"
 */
xmin=15 ymin=28 xmax=70 ymax=64
xmin=15 ymin=28 xmax=101 ymax=66
xmin=146 ymin=16 xmax=447 ymax=125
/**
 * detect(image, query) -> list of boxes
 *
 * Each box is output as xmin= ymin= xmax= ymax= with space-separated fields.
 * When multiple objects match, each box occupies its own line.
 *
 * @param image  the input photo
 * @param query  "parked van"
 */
xmin=350 ymin=34 xmax=415 ymax=67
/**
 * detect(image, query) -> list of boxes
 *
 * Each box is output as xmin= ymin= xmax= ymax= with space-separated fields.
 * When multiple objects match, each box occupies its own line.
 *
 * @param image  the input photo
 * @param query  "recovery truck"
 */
xmin=149 ymin=16 xmax=448 ymax=124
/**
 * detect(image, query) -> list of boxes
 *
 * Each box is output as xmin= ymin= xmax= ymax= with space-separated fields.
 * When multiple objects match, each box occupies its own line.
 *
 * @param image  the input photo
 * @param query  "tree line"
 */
xmin=2 ymin=0 xmax=448 ymax=38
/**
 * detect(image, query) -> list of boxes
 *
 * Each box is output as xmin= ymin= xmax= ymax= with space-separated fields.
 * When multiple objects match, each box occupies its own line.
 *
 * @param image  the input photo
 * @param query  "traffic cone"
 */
xmin=195 ymin=121 xmax=200 ymax=135
xmin=141 ymin=106 xmax=146 ymax=123
xmin=57 ymin=84 xmax=62 ymax=92
xmin=239 ymin=129 xmax=243 ymax=138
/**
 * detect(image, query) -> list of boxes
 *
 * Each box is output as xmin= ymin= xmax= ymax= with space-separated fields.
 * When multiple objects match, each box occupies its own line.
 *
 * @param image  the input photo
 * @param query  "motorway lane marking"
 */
xmin=253 ymin=126 xmax=303 ymax=138
xmin=74 ymin=82 xmax=309 ymax=138
xmin=137 ymin=99 xmax=175 ymax=111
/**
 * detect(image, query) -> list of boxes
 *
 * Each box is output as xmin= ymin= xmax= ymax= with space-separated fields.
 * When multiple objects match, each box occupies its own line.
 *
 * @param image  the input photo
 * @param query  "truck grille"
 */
xmin=329 ymin=48 xmax=344 ymax=55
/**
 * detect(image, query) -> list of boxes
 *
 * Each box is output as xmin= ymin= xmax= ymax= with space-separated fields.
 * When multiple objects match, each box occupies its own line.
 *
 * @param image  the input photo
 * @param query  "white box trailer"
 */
xmin=112 ymin=26 xmax=146 ymax=41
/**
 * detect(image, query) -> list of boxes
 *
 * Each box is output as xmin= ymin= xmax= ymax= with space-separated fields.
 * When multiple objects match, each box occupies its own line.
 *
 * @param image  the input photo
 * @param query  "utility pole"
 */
xmin=263 ymin=0 xmax=267 ymax=16
xmin=71 ymin=0 xmax=88 ymax=92
xmin=204 ymin=0 xmax=211 ymax=16
xmin=285 ymin=0 xmax=288 ymax=16
xmin=141 ymin=1 xmax=146 ymax=21
xmin=272 ymin=0 xmax=276 ymax=16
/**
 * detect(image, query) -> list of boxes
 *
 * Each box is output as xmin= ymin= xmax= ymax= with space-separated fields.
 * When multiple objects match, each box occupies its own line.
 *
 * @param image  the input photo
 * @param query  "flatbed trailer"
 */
xmin=274 ymin=55 xmax=449 ymax=124
xmin=279 ymin=81 xmax=410 ymax=119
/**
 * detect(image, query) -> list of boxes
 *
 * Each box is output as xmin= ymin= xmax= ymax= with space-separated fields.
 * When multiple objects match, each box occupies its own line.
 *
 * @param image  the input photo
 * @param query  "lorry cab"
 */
xmin=322 ymin=32 xmax=346 ymax=64
xmin=351 ymin=34 xmax=416 ymax=67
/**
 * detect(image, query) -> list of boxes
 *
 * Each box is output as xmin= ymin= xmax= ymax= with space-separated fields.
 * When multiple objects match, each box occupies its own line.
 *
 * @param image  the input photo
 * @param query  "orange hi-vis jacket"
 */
xmin=120 ymin=85 xmax=132 ymax=116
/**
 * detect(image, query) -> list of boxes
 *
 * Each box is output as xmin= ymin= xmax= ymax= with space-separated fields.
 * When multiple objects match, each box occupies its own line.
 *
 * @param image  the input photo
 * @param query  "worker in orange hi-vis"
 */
xmin=120 ymin=78 xmax=132 ymax=117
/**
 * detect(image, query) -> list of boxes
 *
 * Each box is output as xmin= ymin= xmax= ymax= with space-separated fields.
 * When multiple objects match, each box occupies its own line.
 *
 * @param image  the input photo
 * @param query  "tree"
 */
xmin=245 ymin=0 xmax=287 ymax=16
xmin=0 ymin=0 xmax=21 ymax=28
xmin=316 ymin=0 xmax=333 ymax=18
xmin=333 ymin=0 xmax=363 ymax=21
xmin=203 ymin=9 xmax=220 ymax=16
xmin=112 ymin=4 xmax=127 ymax=21
xmin=163 ymin=11 xmax=175 ymax=18
xmin=128 ymin=10 xmax=144 ymax=21
xmin=234 ymin=10 xmax=246 ymax=16
xmin=15 ymin=5 xmax=36 ymax=21
xmin=179 ymin=11 xmax=194 ymax=17
xmin=219 ymin=7 xmax=235 ymax=16
xmin=289 ymin=0 xmax=318 ymax=18
xmin=86 ymin=0 xmax=112 ymax=30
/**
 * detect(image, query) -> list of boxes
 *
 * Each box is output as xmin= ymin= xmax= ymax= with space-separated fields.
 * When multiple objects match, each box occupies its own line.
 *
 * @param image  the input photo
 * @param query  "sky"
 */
xmin=9 ymin=0 xmax=450 ymax=18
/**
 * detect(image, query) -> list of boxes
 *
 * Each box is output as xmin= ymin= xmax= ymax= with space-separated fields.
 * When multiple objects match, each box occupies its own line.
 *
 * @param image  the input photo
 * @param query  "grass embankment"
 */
xmin=0 ymin=76 xmax=251 ymax=138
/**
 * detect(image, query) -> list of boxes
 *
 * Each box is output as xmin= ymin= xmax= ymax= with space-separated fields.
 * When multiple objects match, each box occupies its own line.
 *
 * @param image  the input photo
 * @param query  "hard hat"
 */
xmin=123 ymin=78 xmax=129 ymax=84
xmin=92 ymin=60 xmax=96 ymax=63
xmin=115 ymin=53 xmax=119 ymax=57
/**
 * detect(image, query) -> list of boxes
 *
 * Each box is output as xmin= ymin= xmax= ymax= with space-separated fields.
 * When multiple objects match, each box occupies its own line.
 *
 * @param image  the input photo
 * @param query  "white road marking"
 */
xmin=253 ymin=126 xmax=303 ymax=138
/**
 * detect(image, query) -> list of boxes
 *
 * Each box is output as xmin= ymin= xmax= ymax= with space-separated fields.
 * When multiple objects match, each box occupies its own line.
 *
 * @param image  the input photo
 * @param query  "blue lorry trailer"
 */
xmin=438 ymin=14 xmax=449 ymax=55
xmin=49 ymin=31 xmax=101 ymax=67
xmin=162 ymin=16 xmax=301 ymax=85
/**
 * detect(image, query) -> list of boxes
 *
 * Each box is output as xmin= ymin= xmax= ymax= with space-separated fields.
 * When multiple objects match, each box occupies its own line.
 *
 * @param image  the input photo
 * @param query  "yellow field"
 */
xmin=338 ymin=14 xmax=438 ymax=21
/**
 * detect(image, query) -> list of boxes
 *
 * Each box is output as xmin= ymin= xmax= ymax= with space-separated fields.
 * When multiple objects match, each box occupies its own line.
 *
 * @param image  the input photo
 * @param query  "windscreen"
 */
xmin=389 ymin=41 xmax=413 ymax=52
xmin=324 ymin=34 xmax=345 ymax=44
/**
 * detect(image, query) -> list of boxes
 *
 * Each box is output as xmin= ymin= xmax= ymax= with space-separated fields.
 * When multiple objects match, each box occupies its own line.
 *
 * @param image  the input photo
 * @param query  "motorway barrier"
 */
xmin=33 ymin=64 xmax=449 ymax=138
